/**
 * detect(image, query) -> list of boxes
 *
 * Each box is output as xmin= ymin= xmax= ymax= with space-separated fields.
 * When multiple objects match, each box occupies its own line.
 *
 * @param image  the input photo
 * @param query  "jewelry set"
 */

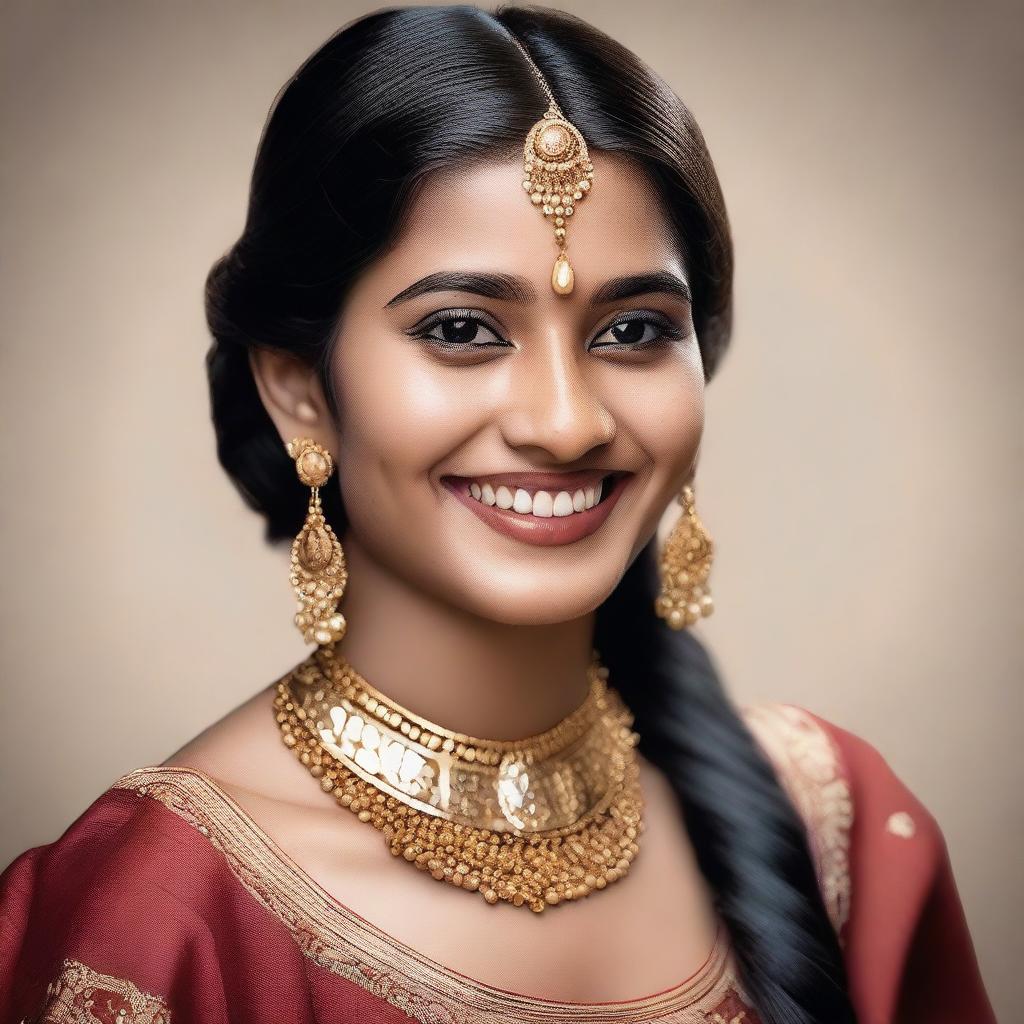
xmin=272 ymin=36 xmax=715 ymax=914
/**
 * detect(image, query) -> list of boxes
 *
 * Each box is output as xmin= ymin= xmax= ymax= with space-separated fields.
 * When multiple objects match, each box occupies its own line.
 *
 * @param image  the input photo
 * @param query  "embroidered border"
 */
xmin=112 ymin=766 xmax=750 ymax=1023
xmin=740 ymin=704 xmax=854 ymax=940
xmin=23 ymin=958 xmax=170 ymax=1024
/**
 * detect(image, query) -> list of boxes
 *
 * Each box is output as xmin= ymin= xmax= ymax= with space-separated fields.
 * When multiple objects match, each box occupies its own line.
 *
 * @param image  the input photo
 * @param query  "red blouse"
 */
xmin=0 ymin=703 xmax=996 ymax=1023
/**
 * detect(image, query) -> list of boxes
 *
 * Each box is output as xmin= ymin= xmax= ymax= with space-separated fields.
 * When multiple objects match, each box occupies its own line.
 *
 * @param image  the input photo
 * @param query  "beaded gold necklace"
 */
xmin=274 ymin=643 xmax=645 ymax=913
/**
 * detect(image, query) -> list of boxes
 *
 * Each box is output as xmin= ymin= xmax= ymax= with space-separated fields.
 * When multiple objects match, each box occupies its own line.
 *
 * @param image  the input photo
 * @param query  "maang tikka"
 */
xmin=287 ymin=437 xmax=348 ymax=645
xmin=509 ymin=35 xmax=594 ymax=295
xmin=655 ymin=483 xmax=715 ymax=629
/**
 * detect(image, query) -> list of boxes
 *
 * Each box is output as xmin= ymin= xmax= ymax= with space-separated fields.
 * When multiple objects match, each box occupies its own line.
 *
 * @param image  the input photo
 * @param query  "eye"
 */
xmin=408 ymin=309 xmax=510 ymax=350
xmin=590 ymin=311 xmax=689 ymax=350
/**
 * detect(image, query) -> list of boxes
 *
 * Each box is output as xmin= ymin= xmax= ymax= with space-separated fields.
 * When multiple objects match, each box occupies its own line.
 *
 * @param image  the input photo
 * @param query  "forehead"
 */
xmin=373 ymin=151 xmax=685 ymax=299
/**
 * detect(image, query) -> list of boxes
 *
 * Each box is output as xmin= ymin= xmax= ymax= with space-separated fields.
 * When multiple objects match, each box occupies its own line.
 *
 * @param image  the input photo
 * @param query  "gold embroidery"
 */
xmin=113 ymin=765 xmax=754 ymax=1022
xmin=705 ymin=987 xmax=763 ymax=1024
xmin=22 ymin=958 xmax=170 ymax=1023
xmin=740 ymin=704 xmax=854 ymax=940
xmin=886 ymin=811 xmax=916 ymax=838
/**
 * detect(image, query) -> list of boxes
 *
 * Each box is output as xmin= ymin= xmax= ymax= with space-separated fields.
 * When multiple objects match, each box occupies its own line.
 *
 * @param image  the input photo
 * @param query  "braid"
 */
xmin=595 ymin=540 xmax=857 ymax=1023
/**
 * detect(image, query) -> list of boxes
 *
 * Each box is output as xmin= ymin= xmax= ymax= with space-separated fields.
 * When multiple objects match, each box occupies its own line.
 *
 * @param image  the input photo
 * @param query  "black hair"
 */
xmin=204 ymin=6 xmax=856 ymax=1021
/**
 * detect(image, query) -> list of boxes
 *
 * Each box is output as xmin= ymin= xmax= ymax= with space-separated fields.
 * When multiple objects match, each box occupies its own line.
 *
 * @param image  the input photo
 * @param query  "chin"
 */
xmin=452 ymin=572 xmax=621 ymax=627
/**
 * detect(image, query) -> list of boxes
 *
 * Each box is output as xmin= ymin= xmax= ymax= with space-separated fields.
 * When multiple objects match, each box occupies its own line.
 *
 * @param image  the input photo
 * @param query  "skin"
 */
xmin=166 ymin=151 xmax=719 ymax=1001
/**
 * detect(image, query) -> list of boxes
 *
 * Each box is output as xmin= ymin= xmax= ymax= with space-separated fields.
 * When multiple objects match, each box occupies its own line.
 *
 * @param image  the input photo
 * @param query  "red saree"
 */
xmin=0 ymin=704 xmax=995 ymax=1023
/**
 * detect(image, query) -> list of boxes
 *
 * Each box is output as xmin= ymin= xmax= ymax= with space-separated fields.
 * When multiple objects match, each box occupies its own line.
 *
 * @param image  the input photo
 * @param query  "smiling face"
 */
xmin=323 ymin=151 xmax=705 ymax=626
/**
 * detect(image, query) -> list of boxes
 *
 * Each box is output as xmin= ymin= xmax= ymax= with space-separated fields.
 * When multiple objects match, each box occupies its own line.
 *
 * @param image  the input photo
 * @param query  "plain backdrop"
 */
xmin=1 ymin=2 xmax=1020 ymax=1018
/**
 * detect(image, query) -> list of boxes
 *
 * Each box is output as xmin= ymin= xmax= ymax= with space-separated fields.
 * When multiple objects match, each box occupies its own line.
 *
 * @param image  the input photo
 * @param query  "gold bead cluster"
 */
xmin=273 ymin=645 xmax=645 ymax=913
xmin=655 ymin=484 xmax=715 ymax=629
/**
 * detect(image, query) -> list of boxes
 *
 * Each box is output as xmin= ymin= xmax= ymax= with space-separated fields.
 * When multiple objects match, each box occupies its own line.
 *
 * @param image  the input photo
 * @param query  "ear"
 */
xmin=249 ymin=347 xmax=335 ymax=454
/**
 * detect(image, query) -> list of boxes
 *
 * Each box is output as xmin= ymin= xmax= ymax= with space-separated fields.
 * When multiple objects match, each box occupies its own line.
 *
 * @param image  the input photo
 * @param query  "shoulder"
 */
xmin=162 ymin=681 xmax=329 ymax=811
xmin=738 ymin=702 xmax=947 ymax=938
xmin=739 ymin=703 xmax=997 ymax=1021
xmin=0 ymin=771 xmax=228 ymax=925
xmin=0 ymin=771 xmax=229 ymax=1020
xmin=755 ymin=704 xmax=943 ymax=851
xmin=740 ymin=701 xmax=943 ymax=851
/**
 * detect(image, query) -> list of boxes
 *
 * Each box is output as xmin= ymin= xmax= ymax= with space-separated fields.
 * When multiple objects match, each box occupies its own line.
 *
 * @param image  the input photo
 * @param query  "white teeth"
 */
xmin=466 ymin=477 xmax=612 ymax=516
xmin=513 ymin=488 xmax=533 ymax=513
xmin=533 ymin=491 xmax=554 ymax=517
xmin=552 ymin=491 xmax=576 ymax=517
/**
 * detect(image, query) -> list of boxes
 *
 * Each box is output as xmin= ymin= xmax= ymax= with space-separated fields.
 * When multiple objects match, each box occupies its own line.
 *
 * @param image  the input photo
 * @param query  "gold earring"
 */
xmin=654 ymin=483 xmax=715 ymax=629
xmin=286 ymin=437 xmax=348 ymax=646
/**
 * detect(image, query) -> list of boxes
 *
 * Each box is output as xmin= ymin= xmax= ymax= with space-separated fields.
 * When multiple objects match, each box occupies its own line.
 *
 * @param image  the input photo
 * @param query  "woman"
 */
xmin=0 ymin=6 xmax=995 ymax=1023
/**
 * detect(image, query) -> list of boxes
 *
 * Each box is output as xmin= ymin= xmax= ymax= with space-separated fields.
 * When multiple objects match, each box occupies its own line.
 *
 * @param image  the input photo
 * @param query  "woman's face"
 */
xmin=328 ymin=151 xmax=704 ymax=625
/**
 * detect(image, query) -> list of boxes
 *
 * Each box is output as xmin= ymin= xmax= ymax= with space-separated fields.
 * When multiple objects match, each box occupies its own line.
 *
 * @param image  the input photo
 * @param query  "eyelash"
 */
xmin=409 ymin=308 xmax=689 ymax=353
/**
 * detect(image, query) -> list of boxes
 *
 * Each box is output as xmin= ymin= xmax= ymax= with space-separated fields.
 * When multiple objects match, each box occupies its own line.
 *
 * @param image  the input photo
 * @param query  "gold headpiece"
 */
xmin=508 ymin=35 xmax=594 ymax=295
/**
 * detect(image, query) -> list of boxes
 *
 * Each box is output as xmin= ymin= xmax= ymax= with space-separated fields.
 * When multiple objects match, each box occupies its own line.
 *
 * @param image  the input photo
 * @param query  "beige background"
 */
xmin=1 ymin=1 xmax=1020 ymax=1017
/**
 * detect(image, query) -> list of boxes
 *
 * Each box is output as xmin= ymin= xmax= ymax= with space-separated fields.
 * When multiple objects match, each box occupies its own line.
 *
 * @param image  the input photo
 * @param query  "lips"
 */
xmin=440 ymin=471 xmax=633 ymax=547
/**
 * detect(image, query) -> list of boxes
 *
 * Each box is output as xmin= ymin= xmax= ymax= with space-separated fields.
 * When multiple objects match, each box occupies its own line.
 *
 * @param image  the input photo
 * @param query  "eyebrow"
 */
xmin=384 ymin=270 xmax=692 ymax=308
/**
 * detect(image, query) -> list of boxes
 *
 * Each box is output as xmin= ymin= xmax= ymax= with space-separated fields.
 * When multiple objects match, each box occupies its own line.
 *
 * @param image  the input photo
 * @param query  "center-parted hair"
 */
xmin=204 ymin=6 xmax=857 ymax=1021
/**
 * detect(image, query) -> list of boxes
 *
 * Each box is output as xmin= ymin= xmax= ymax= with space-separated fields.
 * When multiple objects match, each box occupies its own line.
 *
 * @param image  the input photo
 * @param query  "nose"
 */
xmin=498 ymin=333 xmax=616 ymax=463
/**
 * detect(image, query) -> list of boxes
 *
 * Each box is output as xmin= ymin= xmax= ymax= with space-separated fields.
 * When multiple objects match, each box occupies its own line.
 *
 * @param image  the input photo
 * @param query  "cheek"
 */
xmin=605 ymin=346 xmax=705 ymax=472
xmin=329 ymin=328 xmax=475 ymax=496
xmin=600 ymin=347 xmax=705 ymax=553
xmin=651 ymin=376 xmax=705 ymax=472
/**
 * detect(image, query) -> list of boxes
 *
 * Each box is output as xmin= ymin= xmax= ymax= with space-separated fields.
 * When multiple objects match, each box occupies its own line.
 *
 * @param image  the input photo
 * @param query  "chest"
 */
xmin=271 ymin=761 xmax=720 ymax=1003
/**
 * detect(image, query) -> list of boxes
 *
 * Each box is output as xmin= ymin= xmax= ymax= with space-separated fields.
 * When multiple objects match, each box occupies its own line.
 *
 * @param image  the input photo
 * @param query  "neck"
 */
xmin=330 ymin=532 xmax=596 ymax=741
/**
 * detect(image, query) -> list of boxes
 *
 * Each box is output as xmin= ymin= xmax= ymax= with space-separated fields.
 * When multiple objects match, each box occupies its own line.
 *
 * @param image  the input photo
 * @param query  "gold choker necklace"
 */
xmin=274 ymin=644 xmax=645 ymax=913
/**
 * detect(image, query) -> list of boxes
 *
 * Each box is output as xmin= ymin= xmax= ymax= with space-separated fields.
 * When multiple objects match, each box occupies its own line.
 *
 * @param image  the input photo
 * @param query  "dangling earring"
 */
xmin=654 ymin=483 xmax=715 ymax=630
xmin=286 ymin=437 xmax=348 ymax=646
